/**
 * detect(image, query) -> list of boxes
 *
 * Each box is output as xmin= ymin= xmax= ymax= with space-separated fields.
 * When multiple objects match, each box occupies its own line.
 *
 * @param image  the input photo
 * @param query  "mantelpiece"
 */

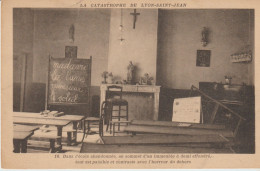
xmin=100 ymin=84 xmax=161 ymax=120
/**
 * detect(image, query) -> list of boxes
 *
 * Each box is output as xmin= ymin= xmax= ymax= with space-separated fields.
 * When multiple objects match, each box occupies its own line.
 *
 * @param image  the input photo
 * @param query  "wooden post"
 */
xmin=200 ymin=104 xmax=204 ymax=124
xmin=210 ymin=103 xmax=220 ymax=124
xmin=87 ymin=56 xmax=92 ymax=117
xmin=234 ymin=118 xmax=242 ymax=137
xmin=45 ymin=55 xmax=51 ymax=110
xmin=20 ymin=54 xmax=27 ymax=112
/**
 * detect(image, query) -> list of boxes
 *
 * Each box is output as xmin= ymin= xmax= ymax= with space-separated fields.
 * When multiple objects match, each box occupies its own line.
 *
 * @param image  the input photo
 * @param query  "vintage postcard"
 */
xmin=1 ymin=0 xmax=260 ymax=169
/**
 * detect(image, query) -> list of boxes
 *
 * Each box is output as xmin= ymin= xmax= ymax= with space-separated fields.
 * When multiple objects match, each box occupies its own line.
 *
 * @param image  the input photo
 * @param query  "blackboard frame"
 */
xmin=45 ymin=55 xmax=92 ymax=109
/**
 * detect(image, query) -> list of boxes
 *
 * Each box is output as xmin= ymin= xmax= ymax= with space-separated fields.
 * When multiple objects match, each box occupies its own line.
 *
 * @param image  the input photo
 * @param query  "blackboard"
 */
xmin=47 ymin=57 xmax=91 ymax=105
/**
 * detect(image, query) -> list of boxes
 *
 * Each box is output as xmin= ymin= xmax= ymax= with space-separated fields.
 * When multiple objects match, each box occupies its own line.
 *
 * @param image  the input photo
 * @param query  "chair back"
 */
xmin=106 ymin=85 xmax=123 ymax=100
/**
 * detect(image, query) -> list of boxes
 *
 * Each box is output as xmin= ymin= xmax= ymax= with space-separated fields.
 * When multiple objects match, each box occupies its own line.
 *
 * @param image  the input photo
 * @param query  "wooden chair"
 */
xmin=81 ymin=102 xmax=105 ymax=142
xmin=104 ymin=85 xmax=129 ymax=133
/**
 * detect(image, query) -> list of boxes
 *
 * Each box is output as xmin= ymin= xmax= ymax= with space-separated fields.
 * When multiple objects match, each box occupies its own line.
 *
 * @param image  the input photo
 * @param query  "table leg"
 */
xmin=72 ymin=121 xmax=78 ymax=144
xmin=99 ymin=119 xmax=103 ymax=136
xmin=87 ymin=120 xmax=90 ymax=133
xmin=110 ymin=122 xmax=112 ymax=134
xmin=118 ymin=106 xmax=121 ymax=131
xmin=100 ymin=86 xmax=106 ymax=116
xmin=67 ymin=121 xmax=78 ymax=146
xmin=113 ymin=123 xmax=115 ymax=136
xmin=49 ymin=139 xmax=56 ymax=153
xmin=21 ymin=140 xmax=28 ymax=153
xmin=13 ymin=139 xmax=21 ymax=153
xmin=67 ymin=132 xmax=72 ymax=146
xmin=56 ymin=126 xmax=63 ymax=151
xmin=81 ymin=120 xmax=87 ymax=142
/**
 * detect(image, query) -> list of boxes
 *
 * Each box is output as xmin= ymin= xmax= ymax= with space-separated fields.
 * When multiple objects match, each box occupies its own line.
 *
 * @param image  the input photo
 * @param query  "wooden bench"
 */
xmin=130 ymin=120 xmax=226 ymax=130
xmin=29 ymin=132 xmax=62 ymax=153
xmin=39 ymin=126 xmax=77 ymax=146
xmin=13 ymin=131 xmax=34 ymax=153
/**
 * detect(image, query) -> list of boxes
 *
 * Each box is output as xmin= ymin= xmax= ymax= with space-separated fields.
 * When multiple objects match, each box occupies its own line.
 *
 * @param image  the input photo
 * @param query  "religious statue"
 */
xmin=127 ymin=61 xmax=135 ymax=84
xmin=201 ymin=27 xmax=209 ymax=47
xmin=69 ymin=24 xmax=75 ymax=43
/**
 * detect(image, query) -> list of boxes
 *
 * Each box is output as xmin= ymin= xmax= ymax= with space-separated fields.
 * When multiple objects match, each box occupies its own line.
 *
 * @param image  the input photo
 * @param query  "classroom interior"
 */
xmin=13 ymin=8 xmax=255 ymax=153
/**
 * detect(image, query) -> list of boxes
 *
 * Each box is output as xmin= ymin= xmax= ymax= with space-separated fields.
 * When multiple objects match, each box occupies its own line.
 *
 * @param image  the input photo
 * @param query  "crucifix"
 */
xmin=130 ymin=9 xmax=140 ymax=29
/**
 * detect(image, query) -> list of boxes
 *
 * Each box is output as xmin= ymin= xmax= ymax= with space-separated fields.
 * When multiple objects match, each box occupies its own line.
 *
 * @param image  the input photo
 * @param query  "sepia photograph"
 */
xmin=2 ymin=0 xmax=260 ymax=169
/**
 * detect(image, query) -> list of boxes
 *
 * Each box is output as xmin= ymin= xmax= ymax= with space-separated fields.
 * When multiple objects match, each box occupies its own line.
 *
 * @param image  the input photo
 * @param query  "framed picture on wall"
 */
xmin=196 ymin=50 xmax=211 ymax=67
xmin=65 ymin=46 xmax=78 ymax=58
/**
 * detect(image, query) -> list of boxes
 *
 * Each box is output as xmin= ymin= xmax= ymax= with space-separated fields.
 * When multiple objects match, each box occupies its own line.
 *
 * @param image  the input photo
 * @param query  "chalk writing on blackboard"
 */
xmin=48 ymin=57 xmax=91 ymax=105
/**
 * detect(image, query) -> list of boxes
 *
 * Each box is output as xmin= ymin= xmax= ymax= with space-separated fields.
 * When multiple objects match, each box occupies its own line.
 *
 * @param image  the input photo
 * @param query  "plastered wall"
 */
xmin=108 ymin=9 xmax=158 ymax=83
xmin=157 ymin=9 xmax=254 ymax=89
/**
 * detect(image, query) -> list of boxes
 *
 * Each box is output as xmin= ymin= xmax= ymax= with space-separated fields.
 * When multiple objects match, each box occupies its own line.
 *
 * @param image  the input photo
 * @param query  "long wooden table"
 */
xmin=13 ymin=112 xmax=84 ymax=121
xmin=13 ymin=112 xmax=85 ymax=145
xmin=13 ymin=117 xmax=70 ymax=151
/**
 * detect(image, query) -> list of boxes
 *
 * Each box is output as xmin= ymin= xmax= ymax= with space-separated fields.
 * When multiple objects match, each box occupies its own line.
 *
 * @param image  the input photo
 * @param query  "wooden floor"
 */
xmin=80 ymin=143 xmax=234 ymax=153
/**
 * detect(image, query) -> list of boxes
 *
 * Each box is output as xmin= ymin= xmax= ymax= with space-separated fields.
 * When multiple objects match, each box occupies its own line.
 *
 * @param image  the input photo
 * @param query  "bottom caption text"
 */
xmin=54 ymin=154 xmax=213 ymax=166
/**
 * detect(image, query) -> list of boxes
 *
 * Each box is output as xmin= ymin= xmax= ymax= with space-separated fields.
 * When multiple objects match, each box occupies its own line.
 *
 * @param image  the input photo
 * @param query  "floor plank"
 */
xmin=80 ymin=143 xmax=234 ymax=153
xmin=124 ymin=125 xmax=234 ymax=137
xmin=101 ymin=134 xmax=228 ymax=145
